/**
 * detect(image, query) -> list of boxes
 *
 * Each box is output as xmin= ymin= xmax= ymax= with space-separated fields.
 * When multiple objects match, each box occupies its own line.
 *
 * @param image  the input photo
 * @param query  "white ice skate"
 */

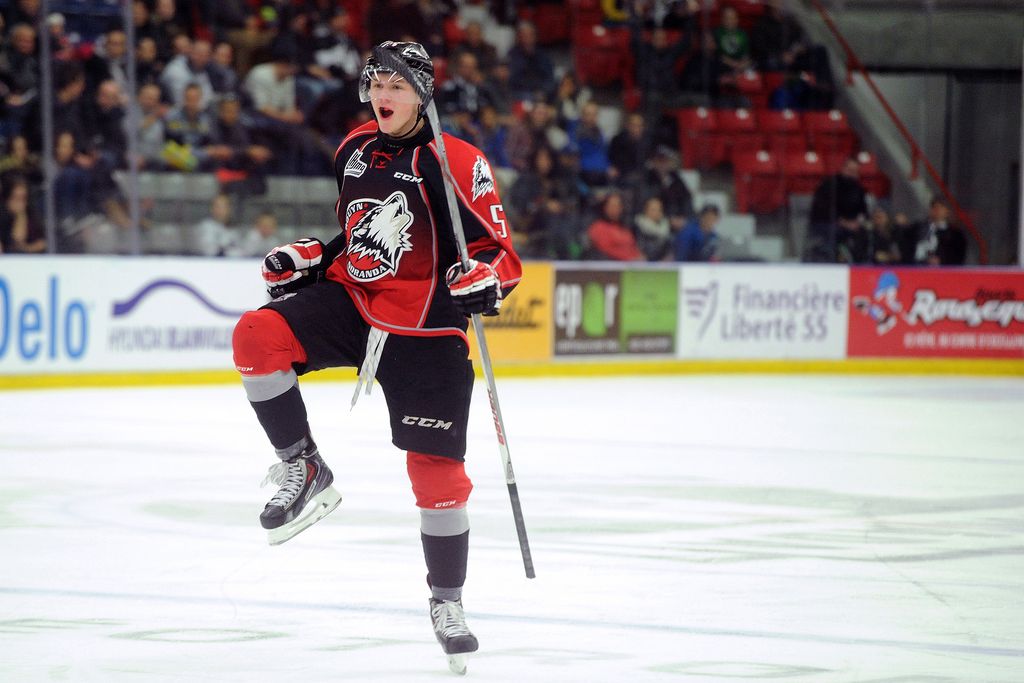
xmin=429 ymin=598 xmax=478 ymax=675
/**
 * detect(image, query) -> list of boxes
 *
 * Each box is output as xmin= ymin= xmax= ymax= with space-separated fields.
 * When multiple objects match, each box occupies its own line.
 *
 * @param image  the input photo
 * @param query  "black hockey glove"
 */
xmin=446 ymin=259 xmax=502 ymax=317
xmin=262 ymin=238 xmax=326 ymax=299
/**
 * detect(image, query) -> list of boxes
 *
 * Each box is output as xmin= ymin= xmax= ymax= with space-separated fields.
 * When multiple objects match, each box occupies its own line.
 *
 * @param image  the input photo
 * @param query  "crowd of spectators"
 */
xmin=0 ymin=0 xmax=968 ymax=263
xmin=803 ymin=156 xmax=966 ymax=266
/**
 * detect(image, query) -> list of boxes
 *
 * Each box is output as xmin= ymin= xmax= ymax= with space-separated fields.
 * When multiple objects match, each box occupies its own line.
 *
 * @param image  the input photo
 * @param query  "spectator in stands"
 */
xmin=866 ymin=203 xmax=900 ymax=264
xmin=587 ymin=190 xmax=644 ymax=261
xmin=478 ymin=104 xmax=511 ymax=169
xmin=901 ymin=195 xmax=967 ymax=266
xmin=507 ymin=145 xmax=581 ymax=260
xmin=164 ymin=83 xmax=223 ymax=171
xmin=2 ymin=0 xmax=41 ymax=31
xmin=569 ymin=101 xmax=613 ymax=188
xmin=44 ymin=13 xmax=76 ymax=63
xmin=674 ymin=203 xmax=721 ymax=262
xmin=480 ymin=60 xmax=515 ymax=122
xmin=0 ymin=23 xmax=38 ymax=132
xmin=161 ymin=39 xmax=215 ymax=108
xmin=210 ymin=93 xmax=272 ymax=186
xmin=52 ymin=129 xmax=131 ymax=254
xmin=244 ymin=44 xmax=329 ymax=176
xmin=129 ymin=83 xmax=167 ymax=170
xmin=453 ymin=21 xmax=498 ymax=74
xmin=440 ymin=51 xmax=484 ymax=120
xmin=608 ymin=111 xmax=651 ymax=186
xmin=306 ymin=8 xmax=363 ymax=137
xmin=310 ymin=9 xmax=361 ymax=84
xmin=0 ymin=174 xmax=46 ymax=253
xmin=23 ymin=61 xmax=87 ymax=155
xmin=193 ymin=193 xmax=236 ymax=257
xmin=804 ymin=156 xmax=868 ymax=262
xmin=85 ymin=29 xmax=130 ymax=96
xmin=135 ymin=37 xmax=165 ymax=90
xmin=506 ymin=21 xmax=556 ymax=101
xmin=83 ymin=79 xmax=129 ymax=171
xmin=228 ymin=209 xmax=279 ymax=257
xmin=835 ymin=217 xmax=872 ymax=264
xmin=634 ymin=195 xmax=672 ymax=261
xmin=132 ymin=0 xmax=157 ymax=47
xmin=442 ymin=108 xmax=483 ymax=148
xmin=714 ymin=6 xmax=753 ymax=77
xmin=750 ymin=0 xmax=808 ymax=72
xmin=151 ymin=0 xmax=188 ymax=63
xmin=505 ymin=100 xmax=568 ymax=172
xmin=210 ymin=42 xmax=240 ymax=95
xmin=679 ymin=30 xmax=725 ymax=105
xmin=0 ymin=134 xmax=41 ymax=186
xmin=52 ymin=130 xmax=93 ymax=248
xmin=643 ymin=145 xmax=693 ymax=233
xmin=224 ymin=11 xmax=275 ymax=78
xmin=629 ymin=11 xmax=692 ymax=148
xmin=552 ymin=72 xmax=592 ymax=131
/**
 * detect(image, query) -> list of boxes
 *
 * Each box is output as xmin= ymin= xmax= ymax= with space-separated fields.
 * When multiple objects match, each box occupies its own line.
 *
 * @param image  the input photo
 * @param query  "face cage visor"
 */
xmin=359 ymin=69 xmax=423 ymax=105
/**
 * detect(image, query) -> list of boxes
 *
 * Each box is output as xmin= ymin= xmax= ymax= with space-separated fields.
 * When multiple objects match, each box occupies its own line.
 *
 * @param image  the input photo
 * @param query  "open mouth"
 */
xmin=379 ymin=107 xmax=394 ymax=120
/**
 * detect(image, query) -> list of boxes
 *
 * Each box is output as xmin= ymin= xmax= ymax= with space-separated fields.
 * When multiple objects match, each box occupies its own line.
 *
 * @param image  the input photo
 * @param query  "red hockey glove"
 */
xmin=446 ymin=259 xmax=502 ymax=317
xmin=262 ymin=238 xmax=325 ymax=299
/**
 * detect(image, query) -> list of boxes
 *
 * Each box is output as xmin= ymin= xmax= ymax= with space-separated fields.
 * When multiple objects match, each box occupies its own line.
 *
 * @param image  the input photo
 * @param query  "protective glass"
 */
xmin=359 ymin=70 xmax=423 ymax=105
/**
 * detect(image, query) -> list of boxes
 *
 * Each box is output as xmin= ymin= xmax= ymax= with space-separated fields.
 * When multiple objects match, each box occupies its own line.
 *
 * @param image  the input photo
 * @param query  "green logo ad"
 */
xmin=554 ymin=269 xmax=678 ymax=356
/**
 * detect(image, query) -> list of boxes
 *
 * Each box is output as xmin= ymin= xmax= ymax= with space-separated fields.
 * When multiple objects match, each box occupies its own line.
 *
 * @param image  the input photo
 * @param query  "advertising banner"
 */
xmin=678 ymin=265 xmax=849 ymax=358
xmin=553 ymin=266 xmax=677 ymax=356
xmin=467 ymin=261 xmax=553 ymax=363
xmin=848 ymin=268 xmax=1024 ymax=358
xmin=0 ymin=256 xmax=265 ymax=374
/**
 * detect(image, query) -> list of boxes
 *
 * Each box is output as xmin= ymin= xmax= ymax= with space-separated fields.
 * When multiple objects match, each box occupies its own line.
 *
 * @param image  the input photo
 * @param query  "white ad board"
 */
xmin=0 ymin=256 xmax=266 ymax=374
xmin=678 ymin=264 xmax=849 ymax=359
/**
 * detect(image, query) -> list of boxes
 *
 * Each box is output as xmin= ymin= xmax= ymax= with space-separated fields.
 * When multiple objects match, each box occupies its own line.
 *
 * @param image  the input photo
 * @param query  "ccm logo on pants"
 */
xmin=403 ymin=416 xmax=453 ymax=430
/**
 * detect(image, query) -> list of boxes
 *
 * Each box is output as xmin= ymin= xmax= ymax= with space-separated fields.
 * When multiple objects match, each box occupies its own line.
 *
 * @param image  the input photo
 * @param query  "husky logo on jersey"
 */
xmin=345 ymin=191 xmax=414 ymax=282
xmin=471 ymin=156 xmax=494 ymax=201
xmin=344 ymin=148 xmax=367 ymax=178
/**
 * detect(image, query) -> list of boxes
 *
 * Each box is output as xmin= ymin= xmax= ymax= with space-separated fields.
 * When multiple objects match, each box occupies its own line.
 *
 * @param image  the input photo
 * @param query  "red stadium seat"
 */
xmin=521 ymin=4 xmax=571 ymax=44
xmin=573 ymin=25 xmax=630 ymax=87
xmin=783 ymin=150 xmax=827 ymax=195
xmin=718 ymin=108 xmax=765 ymax=166
xmin=735 ymin=70 xmax=768 ymax=109
xmin=805 ymin=109 xmax=858 ymax=159
xmin=757 ymin=108 xmax=807 ymax=155
xmin=674 ymin=107 xmax=725 ymax=169
xmin=855 ymin=151 xmax=892 ymax=197
xmin=733 ymin=149 xmax=786 ymax=214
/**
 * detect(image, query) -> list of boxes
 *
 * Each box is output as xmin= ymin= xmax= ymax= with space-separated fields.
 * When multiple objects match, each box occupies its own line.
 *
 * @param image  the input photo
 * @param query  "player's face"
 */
xmin=369 ymin=72 xmax=421 ymax=137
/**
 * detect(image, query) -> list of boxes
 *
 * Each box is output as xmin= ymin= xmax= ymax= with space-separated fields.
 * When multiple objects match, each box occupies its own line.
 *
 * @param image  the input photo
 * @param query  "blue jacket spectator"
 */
xmin=675 ymin=204 xmax=721 ymax=261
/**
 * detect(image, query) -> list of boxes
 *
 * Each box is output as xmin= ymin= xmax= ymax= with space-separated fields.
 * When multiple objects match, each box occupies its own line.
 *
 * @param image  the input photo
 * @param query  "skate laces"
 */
xmin=432 ymin=600 xmax=472 ymax=638
xmin=262 ymin=459 xmax=307 ymax=507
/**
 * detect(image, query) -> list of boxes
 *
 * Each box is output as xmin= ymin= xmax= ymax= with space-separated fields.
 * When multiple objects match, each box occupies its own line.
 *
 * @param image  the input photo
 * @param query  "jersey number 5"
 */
xmin=489 ymin=204 xmax=508 ymax=239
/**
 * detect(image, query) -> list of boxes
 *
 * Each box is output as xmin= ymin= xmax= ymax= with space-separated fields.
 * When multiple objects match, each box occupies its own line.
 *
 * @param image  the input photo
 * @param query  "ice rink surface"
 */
xmin=1 ymin=373 xmax=1023 ymax=682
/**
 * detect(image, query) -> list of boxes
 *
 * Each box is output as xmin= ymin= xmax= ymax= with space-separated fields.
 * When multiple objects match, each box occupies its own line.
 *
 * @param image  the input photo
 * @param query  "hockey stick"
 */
xmin=371 ymin=48 xmax=535 ymax=579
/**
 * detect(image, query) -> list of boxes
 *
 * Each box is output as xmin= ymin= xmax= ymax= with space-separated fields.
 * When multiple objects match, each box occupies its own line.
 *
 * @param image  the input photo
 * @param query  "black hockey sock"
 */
xmin=250 ymin=384 xmax=309 ymax=453
xmin=422 ymin=530 xmax=469 ymax=601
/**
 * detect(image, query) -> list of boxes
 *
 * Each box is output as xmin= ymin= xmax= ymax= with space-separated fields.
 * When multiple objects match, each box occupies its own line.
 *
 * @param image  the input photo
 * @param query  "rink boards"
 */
xmin=1 ymin=256 xmax=1022 ymax=385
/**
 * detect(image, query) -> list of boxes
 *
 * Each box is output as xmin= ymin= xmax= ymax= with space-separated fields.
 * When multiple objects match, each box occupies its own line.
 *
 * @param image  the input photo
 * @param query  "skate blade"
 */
xmin=267 ymin=486 xmax=342 ymax=546
xmin=446 ymin=654 xmax=467 ymax=676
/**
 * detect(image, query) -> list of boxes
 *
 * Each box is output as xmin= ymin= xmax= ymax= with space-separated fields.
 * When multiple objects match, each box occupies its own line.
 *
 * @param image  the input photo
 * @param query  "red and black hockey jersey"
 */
xmin=326 ymin=120 xmax=521 ymax=340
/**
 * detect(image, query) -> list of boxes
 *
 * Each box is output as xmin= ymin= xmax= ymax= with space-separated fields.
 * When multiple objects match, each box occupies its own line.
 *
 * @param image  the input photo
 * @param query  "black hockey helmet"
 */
xmin=358 ymin=41 xmax=435 ymax=110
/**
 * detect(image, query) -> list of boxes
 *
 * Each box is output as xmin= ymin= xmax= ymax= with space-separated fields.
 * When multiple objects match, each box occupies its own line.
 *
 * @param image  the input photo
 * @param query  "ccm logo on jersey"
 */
xmin=394 ymin=171 xmax=423 ymax=184
xmin=402 ymin=415 xmax=453 ymax=430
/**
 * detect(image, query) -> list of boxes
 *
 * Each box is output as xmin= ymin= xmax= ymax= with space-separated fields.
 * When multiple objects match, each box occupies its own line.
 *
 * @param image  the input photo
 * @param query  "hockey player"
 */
xmin=231 ymin=41 xmax=521 ymax=673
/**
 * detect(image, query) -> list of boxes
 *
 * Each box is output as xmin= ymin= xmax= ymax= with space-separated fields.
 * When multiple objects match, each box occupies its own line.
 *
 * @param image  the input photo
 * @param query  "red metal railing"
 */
xmin=809 ymin=0 xmax=989 ymax=264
